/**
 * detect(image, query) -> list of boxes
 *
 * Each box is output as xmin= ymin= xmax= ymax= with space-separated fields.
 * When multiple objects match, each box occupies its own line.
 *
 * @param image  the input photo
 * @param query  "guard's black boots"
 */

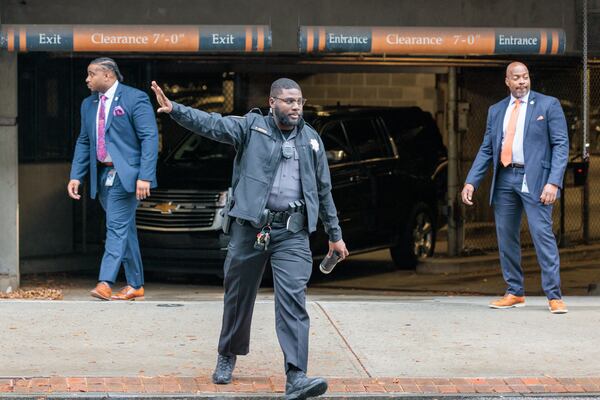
xmin=212 ymin=354 xmax=236 ymax=384
xmin=285 ymin=367 xmax=328 ymax=400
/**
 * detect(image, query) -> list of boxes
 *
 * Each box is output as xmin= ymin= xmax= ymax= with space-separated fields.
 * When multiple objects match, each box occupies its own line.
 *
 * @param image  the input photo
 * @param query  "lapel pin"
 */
xmin=530 ymin=100 xmax=534 ymax=105
xmin=115 ymin=96 xmax=119 ymax=101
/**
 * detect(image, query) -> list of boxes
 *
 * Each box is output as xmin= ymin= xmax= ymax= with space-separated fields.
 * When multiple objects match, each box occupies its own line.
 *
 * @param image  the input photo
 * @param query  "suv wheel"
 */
xmin=390 ymin=203 xmax=436 ymax=269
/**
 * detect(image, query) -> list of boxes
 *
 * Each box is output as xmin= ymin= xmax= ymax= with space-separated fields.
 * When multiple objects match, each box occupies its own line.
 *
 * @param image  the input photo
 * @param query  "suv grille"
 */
xmin=136 ymin=189 xmax=225 ymax=232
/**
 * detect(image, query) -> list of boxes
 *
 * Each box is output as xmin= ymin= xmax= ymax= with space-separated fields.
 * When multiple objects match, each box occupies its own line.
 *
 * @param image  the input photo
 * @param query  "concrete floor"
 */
xmin=16 ymin=248 xmax=600 ymax=301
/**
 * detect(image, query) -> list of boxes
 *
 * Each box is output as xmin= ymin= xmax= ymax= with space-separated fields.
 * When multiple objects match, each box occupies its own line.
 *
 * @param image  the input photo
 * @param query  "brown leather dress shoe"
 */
xmin=489 ymin=294 xmax=525 ymax=309
xmin=90 ymin=282 xmax=112 ymax=301
xmin=549 ymin=299 xmax=568 ymax=314
xmin=111 ymin=286 xmax=144 ymax=301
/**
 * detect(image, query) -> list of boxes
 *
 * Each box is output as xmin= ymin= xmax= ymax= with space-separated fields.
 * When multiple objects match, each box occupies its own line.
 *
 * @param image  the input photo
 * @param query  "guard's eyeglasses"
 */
xmin=272 ymin=97 xmax=307 ymax=106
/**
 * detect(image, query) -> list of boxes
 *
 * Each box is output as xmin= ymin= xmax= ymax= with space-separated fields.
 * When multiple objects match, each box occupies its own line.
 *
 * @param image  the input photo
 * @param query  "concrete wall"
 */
xmin=0 ymin=52 xmax=19 ymax=291
xmin=0 ymin=0 xmax=581 ymax=53
xmin=298 ymin=73 xmax=437 ymax=113
xmin=245 ymin=72 xmax=438 ymax=113
xmin=19 ymin=163 xmax=73 ymax=258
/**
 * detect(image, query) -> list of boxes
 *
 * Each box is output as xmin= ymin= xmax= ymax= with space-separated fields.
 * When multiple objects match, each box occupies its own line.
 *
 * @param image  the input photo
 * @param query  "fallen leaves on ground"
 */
xmin=0 ymin=288 xmax=63 ymax=300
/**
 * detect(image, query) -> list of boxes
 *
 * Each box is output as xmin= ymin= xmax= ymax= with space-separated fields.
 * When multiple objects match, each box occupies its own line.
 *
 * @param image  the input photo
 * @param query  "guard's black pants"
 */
xmin=217 ymin=219 xmax=313 ymax=373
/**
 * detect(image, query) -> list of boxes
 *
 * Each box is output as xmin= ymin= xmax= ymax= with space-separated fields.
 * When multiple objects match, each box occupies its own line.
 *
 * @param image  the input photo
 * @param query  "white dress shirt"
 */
xmin=96 ymin=80 xmax=119 ymax=162
xmin=502 ymin=91 xmax=529 ymax=165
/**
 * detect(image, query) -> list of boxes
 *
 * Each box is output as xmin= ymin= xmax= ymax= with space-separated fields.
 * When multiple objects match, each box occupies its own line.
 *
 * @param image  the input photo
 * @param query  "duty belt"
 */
xmin=235 ymin=209 xmax=303 ymax=227
xmin=267 ymin=210 xmax=291 ymax=224
xmin=238 ymin=200 xmax=307 ymax=229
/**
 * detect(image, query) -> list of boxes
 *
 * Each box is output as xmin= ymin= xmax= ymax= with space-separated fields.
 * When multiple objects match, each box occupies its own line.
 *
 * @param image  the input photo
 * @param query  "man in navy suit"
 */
xmin=461 ymin=62 xmax=569 ymax=314
xmin=68 ymin=57 xmax=158 ymax=301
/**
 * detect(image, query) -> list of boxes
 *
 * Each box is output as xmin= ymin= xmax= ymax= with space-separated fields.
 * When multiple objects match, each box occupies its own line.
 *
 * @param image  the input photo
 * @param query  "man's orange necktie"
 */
xmin=501 ymin=99 xmax=522 ymax=167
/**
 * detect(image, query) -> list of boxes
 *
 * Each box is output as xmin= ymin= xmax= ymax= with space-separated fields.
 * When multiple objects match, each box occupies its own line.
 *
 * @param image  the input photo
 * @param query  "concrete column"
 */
xmin=446 ymin=67 xmax=462 ymax=256
xmin=0 ymin=52 xmax=19 ymax=292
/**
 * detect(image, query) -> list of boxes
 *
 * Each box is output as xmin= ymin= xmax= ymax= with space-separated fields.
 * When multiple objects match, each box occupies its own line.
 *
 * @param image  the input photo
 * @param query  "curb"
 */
xmin=417 ymin=243 xmax=600 ymax=275
xmin=3 ymin=377 xmax=600 ymax=399
xmin=1 ymin=394 xmax=600 ymax=399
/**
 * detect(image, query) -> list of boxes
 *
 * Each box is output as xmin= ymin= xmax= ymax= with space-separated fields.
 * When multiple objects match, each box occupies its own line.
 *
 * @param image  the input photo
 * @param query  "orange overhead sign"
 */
xmin=0 ymin=25 xmax=271 ymax=52
xmin=300 ymin=26 xmax=566 ymax=55
xmin=73 ymin=26 xmax=200 ymax=52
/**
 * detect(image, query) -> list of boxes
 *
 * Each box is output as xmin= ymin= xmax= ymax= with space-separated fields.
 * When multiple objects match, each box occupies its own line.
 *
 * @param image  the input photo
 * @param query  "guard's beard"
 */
xmin=273 ymin=107 xmax=301 ymax=128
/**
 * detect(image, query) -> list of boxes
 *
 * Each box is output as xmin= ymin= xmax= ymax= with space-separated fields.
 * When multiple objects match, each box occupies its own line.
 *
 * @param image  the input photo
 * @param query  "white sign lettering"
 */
xmin=39 ymin=33 xmax=62 ymax=44
xmin=386 ymin=34 xmax=443 ymax=45
xmin=212 ymin=33 xmax=235 ymax=44
xmin=91 ymin=33 xmax=149 ymax=45
xmin=498 ymin=35 xmax=538 ymax=46
xmin=328 ymin=33 xmax=368 ymax=44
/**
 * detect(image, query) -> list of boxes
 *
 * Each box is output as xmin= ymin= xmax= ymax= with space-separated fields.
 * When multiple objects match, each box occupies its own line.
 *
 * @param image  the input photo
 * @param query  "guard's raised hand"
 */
xmin=150 ymin=81 xmax=173 ymax=113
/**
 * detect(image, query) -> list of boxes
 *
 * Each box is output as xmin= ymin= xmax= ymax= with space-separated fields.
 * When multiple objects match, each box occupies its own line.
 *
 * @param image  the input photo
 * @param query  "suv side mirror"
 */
xmin=326 ymin=150 xmax=348 ymax=163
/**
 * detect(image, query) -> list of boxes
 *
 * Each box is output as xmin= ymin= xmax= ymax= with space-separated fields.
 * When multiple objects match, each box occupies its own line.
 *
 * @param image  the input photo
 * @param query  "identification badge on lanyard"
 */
xmin=521 ymin=174 xmax=529 ymax=193
xmin=105 ymin=169 xmax=116 ymax=187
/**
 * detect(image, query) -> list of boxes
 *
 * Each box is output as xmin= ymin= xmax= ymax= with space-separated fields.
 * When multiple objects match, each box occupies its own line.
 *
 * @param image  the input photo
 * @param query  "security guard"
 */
xmin=151 ymin=78 xmax=349 ymax=400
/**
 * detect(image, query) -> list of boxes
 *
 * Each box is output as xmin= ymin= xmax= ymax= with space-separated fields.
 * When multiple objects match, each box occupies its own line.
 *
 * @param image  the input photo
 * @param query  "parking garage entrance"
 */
xmin=17 ymin=52 xmax=448 ymax=276
xmin=3 ymin=24 xmax=596 ymax=291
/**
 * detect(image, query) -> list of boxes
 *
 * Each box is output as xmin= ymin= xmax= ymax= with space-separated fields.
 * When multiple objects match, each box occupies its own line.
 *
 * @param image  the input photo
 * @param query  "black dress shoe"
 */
xmin=212 ymin=354 xmax=236 ymax=384
xmin=285 ymin=369 xmax=328 ymax=400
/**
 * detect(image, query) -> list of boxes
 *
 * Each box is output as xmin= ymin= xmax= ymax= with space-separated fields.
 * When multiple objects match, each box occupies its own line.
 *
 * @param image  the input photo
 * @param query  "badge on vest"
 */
xmin=310 ymin=138 xmax=320 ymax=152
xmin=282 ymin=142 xmax=294 ymax=159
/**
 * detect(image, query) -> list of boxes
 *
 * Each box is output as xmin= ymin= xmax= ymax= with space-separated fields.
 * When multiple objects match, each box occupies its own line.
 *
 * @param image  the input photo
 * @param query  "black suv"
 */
xmin=137 ymin=106 xmax=447 ymax=275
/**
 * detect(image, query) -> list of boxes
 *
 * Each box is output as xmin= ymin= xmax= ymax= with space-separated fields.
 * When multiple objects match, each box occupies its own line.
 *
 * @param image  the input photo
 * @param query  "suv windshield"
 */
xmin=167 ymin=108 xmax=320 ymax=166
xmin=170 ymin=134 xmax=235 ymax=164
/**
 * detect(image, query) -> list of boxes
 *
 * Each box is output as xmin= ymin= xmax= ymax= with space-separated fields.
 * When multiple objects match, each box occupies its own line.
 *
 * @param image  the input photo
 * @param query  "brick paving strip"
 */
xmin=1 ymin=377 xmax=600 ymax=395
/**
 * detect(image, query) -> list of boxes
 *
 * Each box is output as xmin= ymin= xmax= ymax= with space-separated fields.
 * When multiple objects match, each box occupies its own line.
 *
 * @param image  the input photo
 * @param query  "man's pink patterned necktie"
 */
xmin=96 ymin=95 xmax=107 ymax=161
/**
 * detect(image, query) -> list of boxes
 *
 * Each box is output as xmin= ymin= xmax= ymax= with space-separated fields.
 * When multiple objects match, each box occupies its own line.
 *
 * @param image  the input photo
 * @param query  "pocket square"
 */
xmin=113 ymin=106 xmax=125 ymax=116
xmin=536 ymin=115 xmax=544 ymax=121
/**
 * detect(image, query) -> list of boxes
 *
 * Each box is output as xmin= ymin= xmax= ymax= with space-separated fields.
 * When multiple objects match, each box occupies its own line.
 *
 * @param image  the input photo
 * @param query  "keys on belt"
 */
xmin=252 ymin=210 xmax=284 ymax=251
xmin=250 ymin=201 xmax=307 ymax=251
xmin=254 ymin=225 xmax=271 ymax=251
xmin=252 ymin=209 xmax=301 ymax=251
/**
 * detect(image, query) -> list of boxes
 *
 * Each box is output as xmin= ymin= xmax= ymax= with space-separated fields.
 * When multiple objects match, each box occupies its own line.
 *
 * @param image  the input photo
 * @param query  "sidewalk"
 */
xmin=1 ymin=296 xmax=599 ymax=398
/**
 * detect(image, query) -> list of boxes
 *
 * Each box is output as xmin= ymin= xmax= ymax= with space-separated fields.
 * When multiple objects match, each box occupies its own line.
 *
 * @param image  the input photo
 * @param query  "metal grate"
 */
xmin=136 ymin=189 xmax=225 ymax=232
xmin=143 ymin=189 xmax=221 ymax=204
